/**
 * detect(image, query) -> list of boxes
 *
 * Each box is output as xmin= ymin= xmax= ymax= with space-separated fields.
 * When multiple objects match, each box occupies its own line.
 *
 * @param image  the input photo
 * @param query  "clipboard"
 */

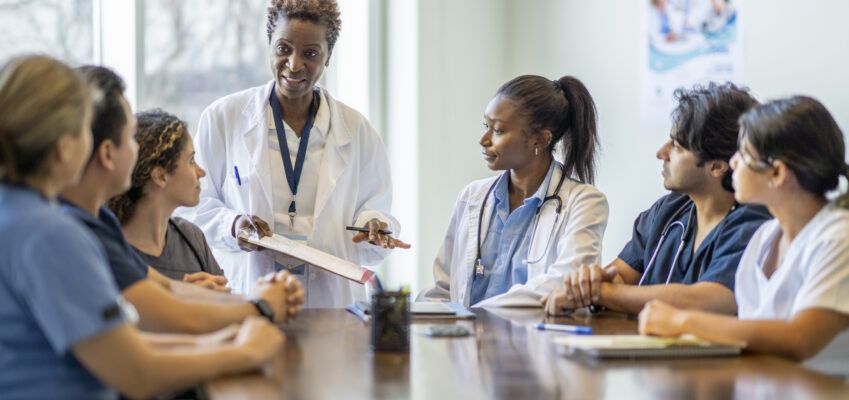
xmin=239 ymin=232 xmax=374 ymax=284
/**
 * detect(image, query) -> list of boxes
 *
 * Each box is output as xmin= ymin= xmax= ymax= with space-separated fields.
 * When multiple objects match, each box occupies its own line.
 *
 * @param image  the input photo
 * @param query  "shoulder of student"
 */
xmin=170 ymin=217 xmax=208 ymax=247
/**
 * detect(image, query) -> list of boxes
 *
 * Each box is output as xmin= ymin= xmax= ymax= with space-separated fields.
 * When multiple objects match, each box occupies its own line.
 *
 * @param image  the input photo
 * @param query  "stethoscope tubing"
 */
xmin=474 ymin=165 xmax=568 ymax=275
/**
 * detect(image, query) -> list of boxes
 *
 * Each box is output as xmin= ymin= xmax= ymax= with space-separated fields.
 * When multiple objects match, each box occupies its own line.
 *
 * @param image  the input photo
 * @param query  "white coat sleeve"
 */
xmin=351 ymin=121 xmax=400 ymax=265
xmin=417 ymin=188 xmax=468 ymax=302
xmin=186 ymin=107 xmax=242 ymax=252
xmin=474 ymin=186 xmax=609 ymax=308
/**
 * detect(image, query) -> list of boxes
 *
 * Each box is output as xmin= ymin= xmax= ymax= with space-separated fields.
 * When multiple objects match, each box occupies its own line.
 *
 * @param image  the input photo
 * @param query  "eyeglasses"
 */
xmin=734 ymin=149 xmax=773 ymax=171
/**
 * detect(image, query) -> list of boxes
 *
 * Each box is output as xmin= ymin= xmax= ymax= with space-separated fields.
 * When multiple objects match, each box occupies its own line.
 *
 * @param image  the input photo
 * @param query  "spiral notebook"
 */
xmin=553 ymin=335 xmax=745 ymax=359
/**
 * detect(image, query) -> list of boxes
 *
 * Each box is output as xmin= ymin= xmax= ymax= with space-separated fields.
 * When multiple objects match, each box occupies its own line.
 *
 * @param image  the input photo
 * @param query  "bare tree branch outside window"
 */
xmin=142 ymin=0 xmax=269 ymax=133
xmin=0 ymin=0 xmax=93 ymax=65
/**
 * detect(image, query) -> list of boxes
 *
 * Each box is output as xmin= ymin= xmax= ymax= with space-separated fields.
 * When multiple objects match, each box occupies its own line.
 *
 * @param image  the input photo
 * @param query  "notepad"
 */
xmin=553 ymin=335 xmax=745 ymax=359
xmin=239 ymin=233 xmax=373 ymax=284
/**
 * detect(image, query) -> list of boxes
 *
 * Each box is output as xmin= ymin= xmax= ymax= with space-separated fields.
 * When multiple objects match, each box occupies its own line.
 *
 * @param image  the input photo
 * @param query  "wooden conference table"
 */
xmin=206 ymin=308 xmax=849 ymax=399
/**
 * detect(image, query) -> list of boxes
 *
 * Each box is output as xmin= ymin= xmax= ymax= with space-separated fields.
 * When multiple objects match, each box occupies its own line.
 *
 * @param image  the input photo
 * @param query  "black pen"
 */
xmin=346 ymin=226 xmax=393 ymax=235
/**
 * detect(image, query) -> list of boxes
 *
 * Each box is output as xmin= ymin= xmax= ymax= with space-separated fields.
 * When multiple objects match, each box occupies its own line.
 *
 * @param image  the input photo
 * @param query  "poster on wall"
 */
xmin=643 ymin=0 xmax=743 ymax=125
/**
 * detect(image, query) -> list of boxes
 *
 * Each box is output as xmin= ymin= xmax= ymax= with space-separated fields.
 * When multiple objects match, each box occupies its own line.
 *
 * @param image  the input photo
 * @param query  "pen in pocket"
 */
xmin=234 ymin=166 xmax=242 ymax=185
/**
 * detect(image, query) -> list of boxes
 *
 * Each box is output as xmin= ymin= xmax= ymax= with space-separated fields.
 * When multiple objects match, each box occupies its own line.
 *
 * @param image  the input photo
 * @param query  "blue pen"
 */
xmin=536 ymin=323 xmax=592 ymax=335
xmin=234 ymin=166 xmax=242 ymax=185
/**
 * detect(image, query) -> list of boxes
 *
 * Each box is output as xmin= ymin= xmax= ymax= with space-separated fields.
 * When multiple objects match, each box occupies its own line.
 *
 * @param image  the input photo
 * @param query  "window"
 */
xmin=140 ymin=0 xmax=372 ymax=133
xmin=141 ymin=0 xmax=269 ymax=131
xmin=0 ymin=0 xmax=93 ymax=65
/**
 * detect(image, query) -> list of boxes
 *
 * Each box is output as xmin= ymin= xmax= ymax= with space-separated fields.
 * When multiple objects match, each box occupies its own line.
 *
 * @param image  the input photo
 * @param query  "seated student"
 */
xmin=420 ymin=75 xmax=609 ymax=307
xmin=0 ymin=55 xmax=283 ymax=399
xmin=545 ymin=82 xmax=771 ymax=316
xmin=640 ymin=96 xmax=849 ymax=375
xmin=61 ymin=65 xmax=303 ymax=334
xmin=109 ymin=109 xmax=226 ymax=289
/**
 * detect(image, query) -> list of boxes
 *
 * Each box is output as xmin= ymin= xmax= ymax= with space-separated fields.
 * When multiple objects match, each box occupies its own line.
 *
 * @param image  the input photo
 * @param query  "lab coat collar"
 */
xmin=264 ymin=89 xmax=331 ymax=139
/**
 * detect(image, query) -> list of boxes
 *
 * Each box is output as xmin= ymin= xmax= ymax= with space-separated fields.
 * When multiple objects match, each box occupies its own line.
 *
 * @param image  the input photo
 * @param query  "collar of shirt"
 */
xmin=0 ymin=183 xmax=48 ymax=206
xmin=491 ymin=161 xmax=555 ymax=220
xmin=266 ymin=88 xmax=330 ymax=138
xmin=754 ymin=204 xmax=830 ymax=270
xmin=57 ymin=199 xmax=115 ymax=231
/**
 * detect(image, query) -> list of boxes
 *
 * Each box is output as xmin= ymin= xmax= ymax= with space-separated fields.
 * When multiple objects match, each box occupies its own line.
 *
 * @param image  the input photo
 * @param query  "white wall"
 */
xmin=382 ymin=0 xmax=511 ymax=292
xmin=504 ymin=0 xmax=849 ymax=264
xmin=390 ymin=0 xmax=849 ymax=290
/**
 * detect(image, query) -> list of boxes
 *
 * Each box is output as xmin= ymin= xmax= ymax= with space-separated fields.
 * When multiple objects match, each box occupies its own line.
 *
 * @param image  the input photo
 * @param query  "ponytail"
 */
xmin=496 ymin=74 xmax=600 ymax=184
xmin=556 ymin=76 xmax=599 ymax=185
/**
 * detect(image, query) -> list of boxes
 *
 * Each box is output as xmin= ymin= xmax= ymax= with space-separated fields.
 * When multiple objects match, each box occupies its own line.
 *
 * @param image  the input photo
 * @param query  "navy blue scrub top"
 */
xmin=59 ymin=200 xmax=148 ymax=291
xmin=618 ymin=192 xmax=772 ymax=290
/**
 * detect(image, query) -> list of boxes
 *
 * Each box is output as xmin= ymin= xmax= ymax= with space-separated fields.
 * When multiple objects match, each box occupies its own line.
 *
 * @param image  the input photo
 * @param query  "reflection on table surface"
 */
xmin=206 ymin=308 xmax=849 ymax=400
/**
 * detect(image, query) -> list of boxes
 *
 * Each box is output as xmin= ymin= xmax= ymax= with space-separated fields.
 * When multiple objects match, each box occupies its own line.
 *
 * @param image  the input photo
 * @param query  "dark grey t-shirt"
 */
xmin=133 ymin=217 xmax=224 ymax=280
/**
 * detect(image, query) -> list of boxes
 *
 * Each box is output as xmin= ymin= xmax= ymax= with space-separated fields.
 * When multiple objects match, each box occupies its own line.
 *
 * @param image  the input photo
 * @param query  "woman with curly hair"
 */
xmin=185 ymin=0 xmax=409 ymax=303
xmin=109 ymin=109 xmax=228 ymax=291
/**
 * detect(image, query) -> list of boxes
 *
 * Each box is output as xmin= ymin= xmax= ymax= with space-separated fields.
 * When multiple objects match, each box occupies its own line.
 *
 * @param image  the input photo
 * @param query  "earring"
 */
xmin=534 ymin=148 xmax=539 ymax=156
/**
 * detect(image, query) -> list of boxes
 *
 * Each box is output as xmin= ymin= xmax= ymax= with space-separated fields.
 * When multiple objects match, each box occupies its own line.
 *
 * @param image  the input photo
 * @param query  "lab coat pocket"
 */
xmin=223 ymin=166 xmax=252 ymax=207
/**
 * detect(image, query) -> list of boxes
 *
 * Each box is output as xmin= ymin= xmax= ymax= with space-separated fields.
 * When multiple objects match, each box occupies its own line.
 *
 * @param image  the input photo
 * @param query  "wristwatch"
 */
xmin=251 ymin=299 xmax=275 ymax=322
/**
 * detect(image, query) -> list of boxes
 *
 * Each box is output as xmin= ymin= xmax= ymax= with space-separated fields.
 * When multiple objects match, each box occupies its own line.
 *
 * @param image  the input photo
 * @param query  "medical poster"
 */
xmin=643 ymin=0 xmax=743 ymax=125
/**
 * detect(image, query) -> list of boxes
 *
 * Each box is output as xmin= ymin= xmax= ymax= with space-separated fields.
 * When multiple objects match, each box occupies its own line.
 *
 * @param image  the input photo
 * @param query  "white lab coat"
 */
xmin=182 ymin=81 xmax=398 ymax=307
xmin=420 ymin=162 xmax=608 ymax=308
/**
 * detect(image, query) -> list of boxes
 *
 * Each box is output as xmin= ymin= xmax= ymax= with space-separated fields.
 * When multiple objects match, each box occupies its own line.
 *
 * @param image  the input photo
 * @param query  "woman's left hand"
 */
xmin=638 ymin=300 xmax=686 ymax=337
xmin=351 ymin=218 xmax=411 ymax=249
xmin=184 ymin=271 xmax=231 ymax=293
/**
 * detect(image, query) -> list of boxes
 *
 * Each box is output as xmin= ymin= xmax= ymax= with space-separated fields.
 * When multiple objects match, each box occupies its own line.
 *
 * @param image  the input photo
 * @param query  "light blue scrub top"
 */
xmin=469 ymin=162 xmax=555 ymax=305
xmin=0 ymin=184 xmax=126 ymax=399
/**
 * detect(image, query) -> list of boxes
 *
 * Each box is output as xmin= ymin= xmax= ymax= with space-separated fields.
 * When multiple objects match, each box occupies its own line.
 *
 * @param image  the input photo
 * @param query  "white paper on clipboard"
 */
xmin=239 ymin=233 xmax=374 ymax=284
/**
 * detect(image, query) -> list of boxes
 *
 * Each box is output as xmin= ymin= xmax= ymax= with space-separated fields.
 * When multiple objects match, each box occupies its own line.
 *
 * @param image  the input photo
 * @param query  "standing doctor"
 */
xmin=186 ymin=0 xmax=409 ymax=305
xmin=421 ymin=75 xmax=609 ymax=307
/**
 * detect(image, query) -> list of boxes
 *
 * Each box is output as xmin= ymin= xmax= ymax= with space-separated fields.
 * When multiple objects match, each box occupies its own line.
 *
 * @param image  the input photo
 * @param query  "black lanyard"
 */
xmin=269 ymin=84 xmax=321 ymax=228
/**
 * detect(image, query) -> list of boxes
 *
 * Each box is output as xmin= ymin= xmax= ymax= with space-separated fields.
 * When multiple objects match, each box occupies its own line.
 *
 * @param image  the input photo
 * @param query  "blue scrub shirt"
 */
xmin=618 ymin=192 xmax=772 ymax=289
xmin=469 ymin=162 xmax=554 ymax=305
xmin=0 ymin=184 xmax=125 ymax=399
xmin=59 ymin=201 xmax=148 ymax=291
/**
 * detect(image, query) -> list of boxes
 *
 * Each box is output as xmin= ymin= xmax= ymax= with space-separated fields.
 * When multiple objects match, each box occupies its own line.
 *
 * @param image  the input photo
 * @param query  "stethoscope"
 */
xmin=636 ymin=199 xmax=738 ymax=286
xmin=474 ymin=165 xmax=567 ymax=277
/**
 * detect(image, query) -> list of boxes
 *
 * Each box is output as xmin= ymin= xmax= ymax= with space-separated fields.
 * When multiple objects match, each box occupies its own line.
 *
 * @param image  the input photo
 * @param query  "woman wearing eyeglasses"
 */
xmin=419 ymin=75 xmax=609 ymax=308
xmin=639 ymin=96 xmax=849 ymax=375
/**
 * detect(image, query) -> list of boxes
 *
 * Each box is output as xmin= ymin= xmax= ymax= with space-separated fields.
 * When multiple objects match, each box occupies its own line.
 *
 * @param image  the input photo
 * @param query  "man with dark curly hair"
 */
xmin=545 ymin=82 xmax=772 ymax=317
xmin=185 ymin=0 xmax=410 ymax=306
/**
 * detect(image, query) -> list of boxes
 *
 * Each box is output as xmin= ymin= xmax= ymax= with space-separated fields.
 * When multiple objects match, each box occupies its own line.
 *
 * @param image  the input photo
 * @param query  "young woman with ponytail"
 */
xmin=420 ymin=75 xmax=609 ymax=307
xmin=639 ymin=96 xmax=849 ymax=375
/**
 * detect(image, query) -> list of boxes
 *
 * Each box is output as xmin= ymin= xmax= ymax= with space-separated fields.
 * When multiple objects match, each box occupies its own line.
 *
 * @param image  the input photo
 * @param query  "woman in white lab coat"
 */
xmin=186 ymin=0 xmax=408 ymax=305
xmin=421 ymin=75 xmax=609 ymax=308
